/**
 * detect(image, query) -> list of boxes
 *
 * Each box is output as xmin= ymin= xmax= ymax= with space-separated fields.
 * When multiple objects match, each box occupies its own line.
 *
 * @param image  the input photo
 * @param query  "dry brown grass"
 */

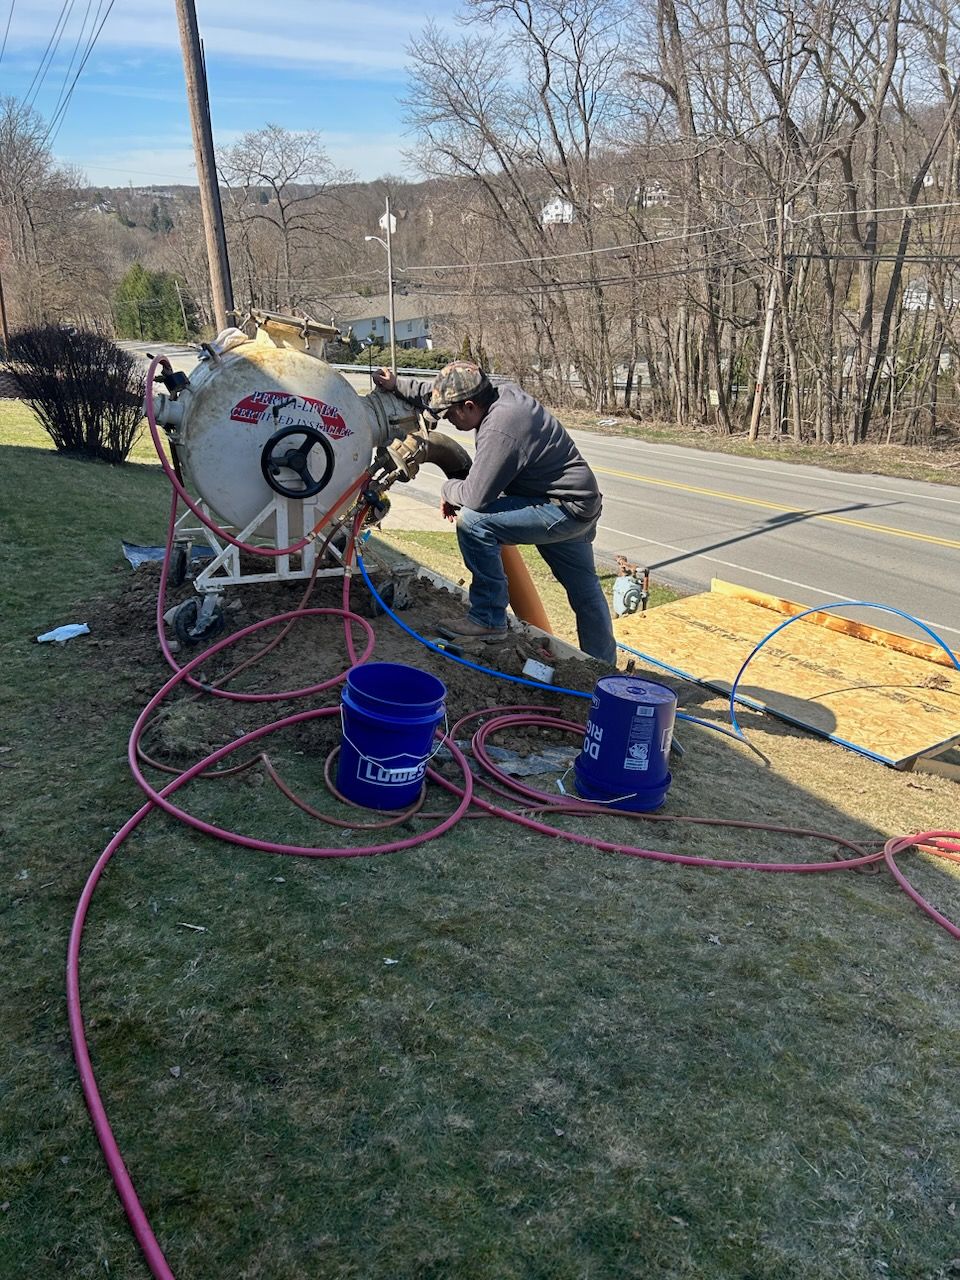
xmin=560 ymin=410 xmax=960 ymax=486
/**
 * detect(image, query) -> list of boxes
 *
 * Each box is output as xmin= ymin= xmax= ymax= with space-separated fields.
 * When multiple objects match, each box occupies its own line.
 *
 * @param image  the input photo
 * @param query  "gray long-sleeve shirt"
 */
xmin=394 ymin=376 xmax=602 ymax=521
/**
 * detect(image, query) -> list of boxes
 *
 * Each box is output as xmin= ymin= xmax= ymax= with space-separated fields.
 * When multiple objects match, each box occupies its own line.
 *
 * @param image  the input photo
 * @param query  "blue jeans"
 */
xmin=455 ymin=496 xmax=617 ymax=664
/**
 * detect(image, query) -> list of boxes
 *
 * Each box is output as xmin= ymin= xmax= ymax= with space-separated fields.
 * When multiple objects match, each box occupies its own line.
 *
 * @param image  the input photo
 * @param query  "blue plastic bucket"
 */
xmin=336 ymin=663 xmax=446 ymax=810
xmin=574 ymin=676 xmax=677 ymax=811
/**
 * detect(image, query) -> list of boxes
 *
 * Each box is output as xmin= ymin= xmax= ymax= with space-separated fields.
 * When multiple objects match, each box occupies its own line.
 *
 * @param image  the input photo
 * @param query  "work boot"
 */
xmin=443 ymin=615 xmax=509 ymax=644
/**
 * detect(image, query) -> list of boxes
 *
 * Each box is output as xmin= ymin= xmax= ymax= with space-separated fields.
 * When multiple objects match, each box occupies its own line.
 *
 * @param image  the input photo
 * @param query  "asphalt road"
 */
xmin=392 ymin=431 xmax=960 ymax=647
xmin=128 ymin=344 xmax=959 ymax=648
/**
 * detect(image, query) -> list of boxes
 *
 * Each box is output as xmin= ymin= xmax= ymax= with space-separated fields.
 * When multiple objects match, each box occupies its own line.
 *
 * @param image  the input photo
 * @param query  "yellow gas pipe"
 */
xmin=502 ymin=545 xmax=553 ymax=634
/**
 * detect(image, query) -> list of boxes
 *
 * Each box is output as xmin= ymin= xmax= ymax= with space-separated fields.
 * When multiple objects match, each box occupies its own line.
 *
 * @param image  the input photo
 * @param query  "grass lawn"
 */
xmin=371 ymin=529 xmax=676 ymax=652
xmin=2 ymin=401 xmax=960 ymax=1279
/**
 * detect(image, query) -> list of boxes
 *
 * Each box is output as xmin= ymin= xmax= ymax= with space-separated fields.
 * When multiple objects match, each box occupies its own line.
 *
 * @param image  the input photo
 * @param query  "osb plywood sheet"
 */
xmin=710 ymin=579 xmax=956 ymax=668
xmin=615 ymin=594 xmax=960 ymax=765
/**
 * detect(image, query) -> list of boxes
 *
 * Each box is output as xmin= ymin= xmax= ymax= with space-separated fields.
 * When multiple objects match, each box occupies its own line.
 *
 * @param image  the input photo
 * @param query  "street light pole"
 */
xmin=384 ymin=196 xmax=396 ymax=372
xmin=365 ymin=195 xmax=397 ymax=371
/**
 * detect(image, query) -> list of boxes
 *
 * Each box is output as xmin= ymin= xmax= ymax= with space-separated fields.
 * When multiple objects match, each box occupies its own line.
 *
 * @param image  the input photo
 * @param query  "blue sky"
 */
xmin=0 ymin=0 xmax=460 ymax=187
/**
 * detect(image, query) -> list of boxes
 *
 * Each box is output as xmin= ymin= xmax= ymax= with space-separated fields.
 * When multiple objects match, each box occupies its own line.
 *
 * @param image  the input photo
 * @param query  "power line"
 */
xmin=395 ymin=256 xmax=754 ymax=299
xmin=396 ymin=199 xmax=960 ymax=277
xmin=239 ymin=269 xmax=393 ymax=286
xmin=399 ymin=219 xmax=750 ymax=273
xmin=0 ymin=0 xmax=15 ymax=66
xmin=789 ymin=252 xmax=960 ymax=264
xmin=23 ymin=0 xmax=74 ymax=109
xmin=42 ymin=0 xmax=116 ymax=150
xmin=239 ymin=228 xmax=960 ymax=299
xmin=50 ymin=0 xmax=97 ymax=126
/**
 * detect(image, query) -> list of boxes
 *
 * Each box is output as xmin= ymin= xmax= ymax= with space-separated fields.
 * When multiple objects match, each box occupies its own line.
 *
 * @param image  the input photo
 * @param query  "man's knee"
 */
xmin=456 ymin=507 xmax=496 ymax=543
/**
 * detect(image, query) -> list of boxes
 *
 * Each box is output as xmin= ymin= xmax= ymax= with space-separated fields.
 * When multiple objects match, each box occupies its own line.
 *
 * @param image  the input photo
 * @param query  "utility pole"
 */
xmin=174 ymin=0 xmax=234 ymax=333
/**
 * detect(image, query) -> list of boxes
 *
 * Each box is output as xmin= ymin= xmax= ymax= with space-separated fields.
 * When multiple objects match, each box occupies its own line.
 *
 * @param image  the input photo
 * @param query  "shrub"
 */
xmin=351 ymin=345 xmax=455 ymax=370
xmin=8 ymin=326 xmax=146 ymax=464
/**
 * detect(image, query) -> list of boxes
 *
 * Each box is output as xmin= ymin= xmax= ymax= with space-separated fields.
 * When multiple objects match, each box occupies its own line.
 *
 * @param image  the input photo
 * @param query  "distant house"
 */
xmin=902 ymin=275 xmax=960 ymax=312
xmin=540 ymin=196 xmax=575 ymax=225
xmin=592 ymin=184 xmax=617 ymax=210
xmin=628 ymin=180 xmax=671 ymax=211
xmin=329 ymin=293 xmax=440 ymax=350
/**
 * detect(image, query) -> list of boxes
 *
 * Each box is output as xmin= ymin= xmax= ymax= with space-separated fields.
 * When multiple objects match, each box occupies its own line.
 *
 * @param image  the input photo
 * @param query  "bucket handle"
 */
xmin=339 ymin=707 xmax=450 ymax=770
xmin=556 ymin=764 xmax=638 ymax=807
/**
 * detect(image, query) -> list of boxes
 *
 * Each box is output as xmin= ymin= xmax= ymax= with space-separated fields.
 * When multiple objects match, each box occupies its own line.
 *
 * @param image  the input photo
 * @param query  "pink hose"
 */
xmin=67 ymin=606 xmax=474 ymax=1280
xmin=68 ymin=799 xmax=177 ymax=1280
xmin=126 ymin=608 xmax=474 ymax=854
xmin=437 ymin=709 xmax=885 ymax=873
xmin=68 ymin=526 xmax=960 ymax=1278
xmin=883 ymin=833 xmax=960 ymax=939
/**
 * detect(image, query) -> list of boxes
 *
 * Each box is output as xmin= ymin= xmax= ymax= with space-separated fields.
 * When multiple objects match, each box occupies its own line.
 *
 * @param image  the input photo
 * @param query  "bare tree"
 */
xmin=404 ymin=0 xmax=633 ymax=408
xmin=0 ymin=98 xmax=116 ymax=329
xmin=220 ymin=125 xmax=354 ymax=312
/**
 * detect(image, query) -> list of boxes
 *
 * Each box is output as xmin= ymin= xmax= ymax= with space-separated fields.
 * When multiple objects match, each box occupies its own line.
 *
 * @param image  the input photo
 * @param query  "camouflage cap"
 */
xmin=429 ymin=361 xmax=491 ymax=413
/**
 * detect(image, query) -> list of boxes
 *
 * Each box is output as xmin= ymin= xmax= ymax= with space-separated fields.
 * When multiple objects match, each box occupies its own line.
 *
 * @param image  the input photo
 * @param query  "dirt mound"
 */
xmin=85 ymin=556 xmax=616 ymax=758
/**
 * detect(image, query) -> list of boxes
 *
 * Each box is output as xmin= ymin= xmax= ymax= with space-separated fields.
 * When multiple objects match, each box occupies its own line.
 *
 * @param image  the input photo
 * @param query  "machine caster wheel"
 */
xmin=173 ymin=597 xmax=225 ymax=646
xmin=168 ymin=545 xmax=189 ymax=588
xmin=364 ymin=575 xmax=412 ymax=617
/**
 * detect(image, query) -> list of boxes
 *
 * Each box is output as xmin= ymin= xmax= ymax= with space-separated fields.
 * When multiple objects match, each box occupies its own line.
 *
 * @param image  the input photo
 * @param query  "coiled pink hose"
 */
xmin=66 ymin=367 xmax=959 ymax=1277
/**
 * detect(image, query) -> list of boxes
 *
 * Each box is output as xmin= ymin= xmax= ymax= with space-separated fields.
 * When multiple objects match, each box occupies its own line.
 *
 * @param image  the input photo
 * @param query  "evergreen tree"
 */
xmin=148 ymin=202 xmax=174 ymax=233
xmin=113 ymin=265 xmax=197 ymax=341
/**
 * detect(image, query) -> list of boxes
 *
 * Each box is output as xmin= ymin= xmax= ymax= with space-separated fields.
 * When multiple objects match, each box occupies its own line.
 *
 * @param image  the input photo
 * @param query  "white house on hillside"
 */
xmin=541 ymin=196 xmax=575 ymax=225
xmin=902 ymin=275 xmax=960 ymax=312
xmin=329 ymin=293 xmax=438 ymax=349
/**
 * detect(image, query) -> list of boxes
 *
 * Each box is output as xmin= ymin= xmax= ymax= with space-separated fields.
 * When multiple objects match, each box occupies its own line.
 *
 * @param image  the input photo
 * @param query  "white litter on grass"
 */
xmin=383 ymin=958 xmax=399 ymax=966
xmin=36 ymin=623 xmax=89 ymax=643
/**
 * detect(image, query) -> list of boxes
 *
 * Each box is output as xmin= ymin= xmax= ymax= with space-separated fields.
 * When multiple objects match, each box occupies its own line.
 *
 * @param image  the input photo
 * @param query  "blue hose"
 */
xmin=728 ymin=600 xmax=960 ymax=741
xmin=356 ymin=552 xmax=593 ymax=699
xmin=357 ymin=551 xmax=773 ymax=758
xmin=356 ymin=553 xmax=761 ymax=759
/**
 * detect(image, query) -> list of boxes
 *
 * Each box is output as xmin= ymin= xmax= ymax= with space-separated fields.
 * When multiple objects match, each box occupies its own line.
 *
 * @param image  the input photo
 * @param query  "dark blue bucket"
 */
xmin=574 ymin=676 xmax=677 ymax=811
xmin=336 ymin=663 xmax=446 ymax=810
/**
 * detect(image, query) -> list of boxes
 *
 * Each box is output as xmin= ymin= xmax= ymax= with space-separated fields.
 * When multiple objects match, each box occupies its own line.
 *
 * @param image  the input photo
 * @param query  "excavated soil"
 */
xmin=84 ymin=550 xmax=616 ymax=773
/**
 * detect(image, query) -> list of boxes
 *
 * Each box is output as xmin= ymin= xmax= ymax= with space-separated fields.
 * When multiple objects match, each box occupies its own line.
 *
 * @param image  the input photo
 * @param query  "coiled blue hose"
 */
xmin=727 ymin=600 xmax=960 ymax=741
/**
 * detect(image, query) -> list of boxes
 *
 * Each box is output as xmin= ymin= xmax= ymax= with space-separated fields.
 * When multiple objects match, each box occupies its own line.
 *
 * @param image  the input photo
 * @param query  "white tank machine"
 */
xmin=151 ymin=310 xmax=463 ymax=643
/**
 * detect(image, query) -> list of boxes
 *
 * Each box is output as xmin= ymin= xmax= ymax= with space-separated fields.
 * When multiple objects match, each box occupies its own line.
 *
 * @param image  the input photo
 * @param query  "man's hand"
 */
xmin=441 ymin=500 xmax=458 ymax=523
xmin=371 ymin=367 xmax=397 ymax=393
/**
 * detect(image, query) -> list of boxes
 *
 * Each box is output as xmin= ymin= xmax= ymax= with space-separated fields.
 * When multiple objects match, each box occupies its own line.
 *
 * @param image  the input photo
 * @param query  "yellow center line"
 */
xmin=594 ymin=466 xmax=960 ymax=550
